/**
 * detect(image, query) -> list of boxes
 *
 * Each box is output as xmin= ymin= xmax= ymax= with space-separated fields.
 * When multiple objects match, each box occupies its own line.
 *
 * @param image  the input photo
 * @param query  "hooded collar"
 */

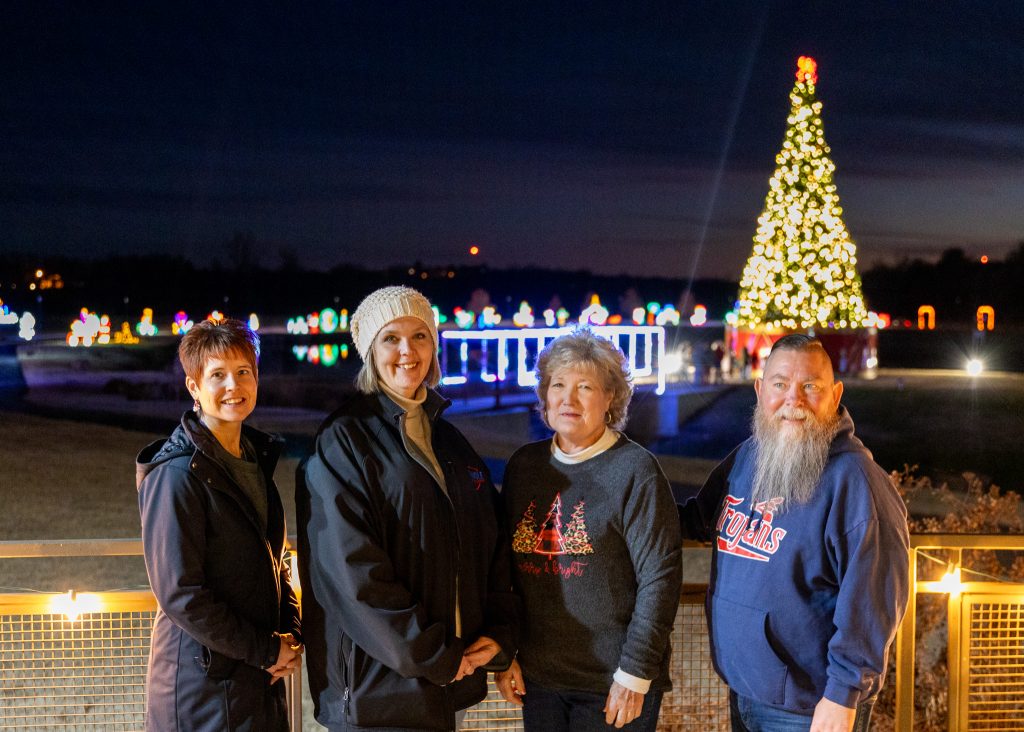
xmin=136 ymin=410 xmax=284 ymax=489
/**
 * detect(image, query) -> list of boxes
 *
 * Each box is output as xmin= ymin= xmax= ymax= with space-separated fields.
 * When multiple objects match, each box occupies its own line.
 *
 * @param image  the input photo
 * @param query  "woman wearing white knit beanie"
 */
xmin=297 ymin=285 xmax=518 ymax=732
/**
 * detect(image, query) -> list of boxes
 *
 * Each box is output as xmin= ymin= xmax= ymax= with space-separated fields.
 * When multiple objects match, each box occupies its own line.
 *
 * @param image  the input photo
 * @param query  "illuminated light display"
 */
xmin=115 ymin=322 xmax=139 ymax=344
xmin=864 ymin=311 xmax=890 ymax=329
xmin=440 ymin=325 xmax=668 ymax=395
xmin=479 ymin=306 xmax=502 ymax=328
xmin=318 ymin=308 xmax=338 ymax=334
xmin=724 ymin=311 xmax=739 ymax=326
xmin=291 ymin=344 xmax=350 ymax=367
xmin=67 ymin=309 xmax=101 ymax=347
xmin=512 ymin=301 xmax=535 ymax=328
xmin=172 ymin=311 xmax=195 ymax=335
xmin=735 ymin=57 xmax=868 ymax=331
xmin=579 ymin=295 xmax=609 ymax=326
xmin=687 ymin=305 xmax=706 ymax=327
xmin=18 ymin=312 xmax=36 ymax=341
xmin=453 ymin=308 xmax=475 ymax=330
xmin=286 ymin=316 xmax=309 ymax=335
xmin=249 ymin=313 xmax=260 ymax=332
xmin=50 ymin=590 xmax=103 ymax=623
xmin=0 ymin=300 xmax=15 ymax=325
xmin=431 ymin=305 xmax=447 ymax=326
xmin=136 ymin=308 xmax=158 ymax=337
xmin=632 ymin=307 xmax=646 ymax=325
xmin=0 ymin=300 xmax=37 ymax=342
xmin=976 ymin=306 xmax=995 ymax=331
xmin=97 ymin=315 xmax=111 ymax=344
xmin=607 ymin=314 xmax=623 ymax=325
xmin=917 ymin=305 xmax=936 ymax=330
xmin=655 ymin=306 xmax=681 ymax=326
xmin=207 ymin=310 xmax=225 ymax=323
xmin=469 ymin=245 xmax=480 ymax=256
xmin=980 ymin=255 xmax=989 ymax=264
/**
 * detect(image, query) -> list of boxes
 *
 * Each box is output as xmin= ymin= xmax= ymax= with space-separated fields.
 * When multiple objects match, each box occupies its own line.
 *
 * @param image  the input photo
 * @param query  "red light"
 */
xmin=469 ymin=245 xmax=480 ymax=256
xmin=980 ymin=255 xmax=989 ymax=264
xmin=796 ymin=56 xmax=818 ymax=85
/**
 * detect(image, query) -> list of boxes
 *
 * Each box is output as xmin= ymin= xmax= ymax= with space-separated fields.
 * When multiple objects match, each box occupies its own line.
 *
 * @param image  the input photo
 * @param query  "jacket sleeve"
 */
xmin=139 ymin=463 xmax=278 ymax=669
xmin=302 ymin=426 xmax=464 ymax=685
xmin=617 ymin=468 xmax=683 ymax=682
xmin=279 ymin=551 xmax=302 ymax=642
xmin=479 ymin=476 xmax=520 ymax=664
xmin=678 ymin=446 xmax=738 ymax=542
xmin=822 ymin=469 xmax=911 ymax=707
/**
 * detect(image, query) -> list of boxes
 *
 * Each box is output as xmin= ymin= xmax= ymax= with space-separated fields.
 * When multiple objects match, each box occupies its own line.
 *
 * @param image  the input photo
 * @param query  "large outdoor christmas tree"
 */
xmin=736 ymin=56 xmax=868 ymax=331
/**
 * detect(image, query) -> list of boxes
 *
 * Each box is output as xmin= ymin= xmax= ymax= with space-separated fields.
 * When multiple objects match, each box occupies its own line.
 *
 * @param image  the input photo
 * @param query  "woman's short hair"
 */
xmin=535 ymin=328 xmax=634 ymax=430
xmin=178 ymin=318 xmax=260 ymax=383
xmin=355 ymin=342 xmax=441 ymax=394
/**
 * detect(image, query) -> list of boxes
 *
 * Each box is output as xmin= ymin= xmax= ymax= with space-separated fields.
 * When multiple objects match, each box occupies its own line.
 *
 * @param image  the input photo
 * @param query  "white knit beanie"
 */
xmin=350 ymin=286 xmax=439 ymax=361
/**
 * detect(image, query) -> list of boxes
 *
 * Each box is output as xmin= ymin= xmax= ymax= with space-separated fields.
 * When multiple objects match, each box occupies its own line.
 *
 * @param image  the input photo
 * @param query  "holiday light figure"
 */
xmin=67 ymin=309 xmax=101 ymax=347
xmin=136 ymin=308 xmax=158 ymax=337
xmin=579 ymin=295 xmax=609 ymax=326
xmin=172 ymin=311 xmax=194 ymax=335
xmin=18 ymin=312 xmax=36 ymax=341
xmin=977 ymin=306 xmax=995 ymax=331
xmin=656 ymin=305 xmax=681 ymax=326
xmin=735 ymin=56 xmax=867 ymax=331
xmin=917 ymin=305 xmax=936 ymax=330
xmin=687 ymin=305 xmax=706 ymax=327
xmin=512 ymin=301 xmax=535 ymax=328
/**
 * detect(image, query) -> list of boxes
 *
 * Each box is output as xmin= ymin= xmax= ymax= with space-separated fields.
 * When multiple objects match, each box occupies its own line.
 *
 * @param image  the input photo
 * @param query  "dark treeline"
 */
xmin=861 ymin=244 xmax=1024 ymax=325
xmin=0 ymin=250 xmax=735 ymax=329
xmin=3 ymin=241 xmax=1022 ymax=329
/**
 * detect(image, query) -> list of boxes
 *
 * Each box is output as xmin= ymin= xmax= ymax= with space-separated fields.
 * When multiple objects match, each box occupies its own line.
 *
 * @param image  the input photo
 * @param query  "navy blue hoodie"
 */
xmin=683 ymin=407 xmax=910 ymax=713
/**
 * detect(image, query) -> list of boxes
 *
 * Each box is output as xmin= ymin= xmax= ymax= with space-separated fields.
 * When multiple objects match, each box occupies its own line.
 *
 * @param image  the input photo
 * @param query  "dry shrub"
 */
xmin=871 ymin=468 xmax=1024 ymax=732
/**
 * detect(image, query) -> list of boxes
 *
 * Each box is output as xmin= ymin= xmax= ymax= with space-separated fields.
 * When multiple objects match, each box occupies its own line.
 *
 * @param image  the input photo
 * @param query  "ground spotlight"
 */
xmin=965 ymin=358 xmax=984 ymax=377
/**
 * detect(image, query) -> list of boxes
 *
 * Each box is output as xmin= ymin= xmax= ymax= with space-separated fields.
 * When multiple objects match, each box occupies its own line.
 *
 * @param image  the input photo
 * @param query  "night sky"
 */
xmin=3 ymin=1 xmax=1023 ymax=279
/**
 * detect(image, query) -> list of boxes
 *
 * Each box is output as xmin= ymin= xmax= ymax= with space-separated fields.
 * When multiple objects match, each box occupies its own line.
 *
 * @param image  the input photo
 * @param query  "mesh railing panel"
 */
xmin=966 ymin=599 xmax=1024 ymax=731
xmin=0 ymin=592 xmax=728 ymax=731
xmin=660 ymin=591 xmax=730 ymax=731
xmin=0 ymin=611 xmax=153 ymax=731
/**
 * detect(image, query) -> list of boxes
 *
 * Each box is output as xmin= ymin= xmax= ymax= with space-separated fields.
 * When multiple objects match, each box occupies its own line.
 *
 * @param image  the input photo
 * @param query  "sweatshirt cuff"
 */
xmin=613 ymin=668 xmax=651 ymax=694
xmin=823 ymin=678 xmax=862 ymax=708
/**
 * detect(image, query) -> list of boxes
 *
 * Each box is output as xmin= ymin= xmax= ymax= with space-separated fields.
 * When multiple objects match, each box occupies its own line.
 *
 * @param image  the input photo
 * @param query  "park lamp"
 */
xmin=937 ymin=563 xmax=962 ymax=597
xmin=50 ymin=590 xmax=103 ymax=623
xmin=965 ymin=358 xmax=984 ymax=377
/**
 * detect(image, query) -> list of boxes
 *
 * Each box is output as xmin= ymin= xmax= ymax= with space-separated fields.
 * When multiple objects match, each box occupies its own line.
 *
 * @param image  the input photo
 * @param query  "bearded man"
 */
xmin=681 ymin=334 xmax=910 ymax=732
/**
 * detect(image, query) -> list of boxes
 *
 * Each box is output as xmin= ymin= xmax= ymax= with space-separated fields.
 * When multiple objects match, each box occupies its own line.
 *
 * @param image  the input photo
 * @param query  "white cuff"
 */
xmin=613 ymin=668 xmax=651 ymax=694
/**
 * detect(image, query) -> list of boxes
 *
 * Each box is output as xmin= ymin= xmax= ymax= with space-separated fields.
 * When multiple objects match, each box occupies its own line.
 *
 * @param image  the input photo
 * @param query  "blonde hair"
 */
xmin=535 ymin=328 xmax=633 ymax=430
xmin=355 ymin=339 xmax=441 ymax=394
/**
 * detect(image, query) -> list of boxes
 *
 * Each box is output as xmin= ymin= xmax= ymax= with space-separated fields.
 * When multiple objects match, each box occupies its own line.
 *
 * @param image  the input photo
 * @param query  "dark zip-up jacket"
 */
xmin=137 ymin=411 xmax=301 ymax=732
xmin=297 ymin=389 xmax=517 ymax=731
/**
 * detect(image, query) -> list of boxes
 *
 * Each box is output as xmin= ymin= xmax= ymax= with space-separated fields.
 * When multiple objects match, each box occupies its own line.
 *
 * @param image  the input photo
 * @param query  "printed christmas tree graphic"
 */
xmin=736 ymin=56 xmax=867 ymax=331
xmin=562 ymin=499 xmax=594 ymax=555
xmin=512 ymin=499 xmax=538 ymax=554
xmin=532 ymin=494 xmax=566 ymax=557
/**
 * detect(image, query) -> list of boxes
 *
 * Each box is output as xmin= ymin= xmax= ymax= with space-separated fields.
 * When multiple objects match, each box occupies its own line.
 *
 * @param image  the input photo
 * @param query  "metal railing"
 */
xmin=895 ymin=534 xmax=1024 ymax=732
xmin=1 ymin=539 xmax=728 ymax=731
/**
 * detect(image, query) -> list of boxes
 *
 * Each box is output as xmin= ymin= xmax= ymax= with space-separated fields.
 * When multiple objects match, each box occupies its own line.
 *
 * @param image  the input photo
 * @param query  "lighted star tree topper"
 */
xmin=736 ymin=56 xmax=868 ymax=331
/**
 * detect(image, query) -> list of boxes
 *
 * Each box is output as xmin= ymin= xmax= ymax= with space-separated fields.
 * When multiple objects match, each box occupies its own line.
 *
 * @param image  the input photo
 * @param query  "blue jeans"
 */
xmin=522 ymin=679 xmax=663 ymax=732
xmin=729 ymin=691 xmax=874 ymax=732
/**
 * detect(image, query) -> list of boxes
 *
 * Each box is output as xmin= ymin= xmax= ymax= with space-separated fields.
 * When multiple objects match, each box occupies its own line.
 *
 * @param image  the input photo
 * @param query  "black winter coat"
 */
xmin=296 ymin=389 xmax=518 ymax=731
xmin=137 ymin=411 xmax=301 ymax=732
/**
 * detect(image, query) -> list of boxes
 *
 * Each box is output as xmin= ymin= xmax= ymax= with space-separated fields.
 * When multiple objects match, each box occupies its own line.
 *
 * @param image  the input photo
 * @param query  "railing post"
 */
xmin=894 ymin=545 xmax=916 ymax=731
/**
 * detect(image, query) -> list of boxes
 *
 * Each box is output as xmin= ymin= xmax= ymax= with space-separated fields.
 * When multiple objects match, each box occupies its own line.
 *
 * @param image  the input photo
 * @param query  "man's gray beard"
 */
xmin=750 ymin=404 xmax=840 ymax=511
